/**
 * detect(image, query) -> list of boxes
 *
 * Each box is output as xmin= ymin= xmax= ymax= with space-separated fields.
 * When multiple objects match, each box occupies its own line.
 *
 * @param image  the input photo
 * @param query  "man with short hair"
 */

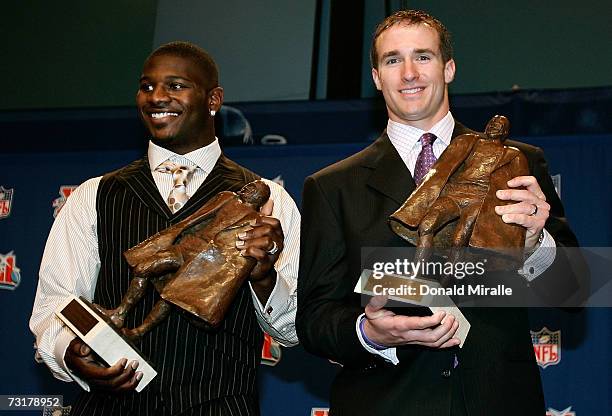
xmin=297 ymin=10 xmax=581 ymax=415
xmin=31 ymin=41 xmax=300 ymax=416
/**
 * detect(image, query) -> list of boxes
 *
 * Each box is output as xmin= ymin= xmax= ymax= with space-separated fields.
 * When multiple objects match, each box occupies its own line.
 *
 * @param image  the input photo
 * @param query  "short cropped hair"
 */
xmin=148 ymin=41 xmax=219 ymax=89
xmin=370 ymin=10 xmax=453 ymax=69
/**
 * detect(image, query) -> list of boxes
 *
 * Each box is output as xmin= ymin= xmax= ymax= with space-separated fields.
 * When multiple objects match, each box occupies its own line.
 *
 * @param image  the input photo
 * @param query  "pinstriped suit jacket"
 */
xmin=72 ymin=154 xmax=263 ymax=416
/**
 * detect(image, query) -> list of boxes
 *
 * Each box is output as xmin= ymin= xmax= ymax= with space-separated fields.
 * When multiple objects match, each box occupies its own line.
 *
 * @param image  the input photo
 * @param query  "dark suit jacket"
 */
xmin=296 ymin=123 xmax=582 ymax=416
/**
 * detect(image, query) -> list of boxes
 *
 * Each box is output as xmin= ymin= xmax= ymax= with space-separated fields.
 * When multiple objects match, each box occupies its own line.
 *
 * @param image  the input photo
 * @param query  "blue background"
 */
xmin=1 ymin=93 xmax=610 ymax=415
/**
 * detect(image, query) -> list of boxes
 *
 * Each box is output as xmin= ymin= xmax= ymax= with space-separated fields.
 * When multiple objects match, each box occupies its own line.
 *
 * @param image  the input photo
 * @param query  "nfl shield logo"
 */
xmin=546 ymin=406 xmax=575 ymax=416
xmin=52 ymin=185 xmax=78 ymax=217
xmin=0 ymin=186 xmax=14 ymax=219
xmin=0 ymin=251 xmax=21 ymax=290
xmin=261 ymin=332 xmax=282 ymax=366
xmin=531 ymin=327 xmax=561 ymax=368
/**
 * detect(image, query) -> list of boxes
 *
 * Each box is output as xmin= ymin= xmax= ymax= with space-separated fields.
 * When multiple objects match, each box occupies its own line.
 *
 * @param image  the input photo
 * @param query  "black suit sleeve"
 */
xmin=296 ymin=175 xmax=375 ymax=367
xmin=522 ymin=144 xmax=590 ymax=304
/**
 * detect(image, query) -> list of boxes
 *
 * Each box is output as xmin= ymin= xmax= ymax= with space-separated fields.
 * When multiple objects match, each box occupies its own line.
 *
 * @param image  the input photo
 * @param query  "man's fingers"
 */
xmin=495 ymin=200 xmax=549 ymax=216
xmin=115 ymin=372 xmax=143 ymax=391
xmin=506 ymin=176 xmax=546 ymax=200
xmin=246 ymin=217 xmax=282 ymax=235
xmin=494 ymin=180 xmax=550 ymax=240
xmin=365 ymin=295 xmax=388 ymax=314
xmin=237 ymin=236 xmax=283 ymax=257
xmin=401 ymin=311 xmax=446 ymax=331
xmin=364 ymin=311 xmax=459 ymax=348
xmin=98 ymin=361 xmax=136 ymax=385
xmin=103 ymin=359 xmax=135 ymax=378
xmin=409 ymin=315 xmax=457 ymax=346
xmin=239 ymin=245 xmax=271 ymax=261
xmin=365 ymin=297 xmax=392 ymax=320
xmin=496 ymin=189 xmax=541 ymax=204
xmin=79 ymin=343 xmax=91 ymax=356
xmin=68 ymin=339 xmax=90 ymax=357
xmin=506 ymin=175 xmax=535 ymax=187
xmin=259 ymin=199 xmax=274 ymax=216
xmin=430 ymin=319 xmax=460 ymax=348
xmin=416 ymin=313 xmax=452 ymax=334
xmin=65 ymin=340 xmax=141 ymax=393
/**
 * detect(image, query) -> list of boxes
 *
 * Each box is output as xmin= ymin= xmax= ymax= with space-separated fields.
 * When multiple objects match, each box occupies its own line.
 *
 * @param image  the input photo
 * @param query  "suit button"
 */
xmin=441 ymin=369 xmax=451 ymax=378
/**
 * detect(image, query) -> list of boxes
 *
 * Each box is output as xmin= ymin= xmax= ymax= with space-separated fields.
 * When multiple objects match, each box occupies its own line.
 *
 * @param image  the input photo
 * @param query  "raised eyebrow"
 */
xmin=380 ymin=50 xmax=401 ymax=62
xmin=413 ymin=48 xmax=437 ymax=56
xmin=138 ymin=76 xmax=192 ymax=84
xmin=165 ymin=76 xmax=191 ymax=82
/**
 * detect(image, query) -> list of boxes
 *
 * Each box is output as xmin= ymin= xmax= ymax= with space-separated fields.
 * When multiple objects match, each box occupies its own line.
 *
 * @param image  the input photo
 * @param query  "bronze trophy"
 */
xmin=94 ymin=180 xmax=271 ymax=340
xmin=389 ymin=115 xmax=528 ymax=270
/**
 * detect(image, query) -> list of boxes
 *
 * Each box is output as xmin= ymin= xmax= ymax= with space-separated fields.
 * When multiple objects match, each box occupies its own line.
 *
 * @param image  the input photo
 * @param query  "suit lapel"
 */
xmin=116 ymin=157 xmax=172 ymax=219
xmin=115 ymin=154 xmax=250 ymax=222
xmin=176 ymin=154 xmax=248 ymax=220
xmin=363 ymin=122 xmax=476 ymax=205
xmin=363 ymin=132 xmax=416 ymax=205
xmin=452 ymin=121 xmax=475 ymax=139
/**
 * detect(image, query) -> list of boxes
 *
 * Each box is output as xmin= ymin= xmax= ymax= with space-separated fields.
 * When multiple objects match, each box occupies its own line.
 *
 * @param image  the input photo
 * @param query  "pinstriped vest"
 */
xmin=93 ymin=154 xmax=263 ymax=415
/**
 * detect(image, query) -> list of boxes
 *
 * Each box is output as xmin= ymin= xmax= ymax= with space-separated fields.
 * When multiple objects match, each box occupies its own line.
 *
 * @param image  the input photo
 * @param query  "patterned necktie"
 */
xmin=413 ymin=132 xmax=438 ymax=185
xmin=155 ymin=161 xmax=197 ymax=213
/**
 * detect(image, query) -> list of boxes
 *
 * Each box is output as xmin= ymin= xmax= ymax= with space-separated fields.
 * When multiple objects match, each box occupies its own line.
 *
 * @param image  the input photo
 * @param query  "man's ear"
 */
xmin=372 ymin=68 xmax=382 ymax=91
xmin=444 ymin=59 xmax=456 ymax=84
xmin=208 ymin=87 xmax=224 ymax=112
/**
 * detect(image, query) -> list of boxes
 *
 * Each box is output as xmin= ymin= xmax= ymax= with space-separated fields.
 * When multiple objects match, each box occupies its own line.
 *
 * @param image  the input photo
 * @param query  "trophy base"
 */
xmin=55 ymin=295 xmax=157 ymax=392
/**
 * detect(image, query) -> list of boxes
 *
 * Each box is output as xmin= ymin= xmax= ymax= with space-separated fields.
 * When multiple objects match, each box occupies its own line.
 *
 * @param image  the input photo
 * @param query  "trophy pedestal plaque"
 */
xmin=55 ymin=296 xmax=157 ymax=392
xmin=354 ymin=269 xmax=471 ymax=347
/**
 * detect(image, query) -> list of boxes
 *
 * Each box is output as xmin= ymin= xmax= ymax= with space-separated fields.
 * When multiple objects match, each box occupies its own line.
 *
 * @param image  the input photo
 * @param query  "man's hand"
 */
xmin=236 ymin=199 xmax=283 ymax=282
xmin=65 ymin=338 xmax=142 ymax=392
xmin=363 ymin=296 xmax=460 ymax=348
xmin=236 ymin=199 xmax=283 ymax=303
xmin=495 ymin=176 xmax=550 ymax=248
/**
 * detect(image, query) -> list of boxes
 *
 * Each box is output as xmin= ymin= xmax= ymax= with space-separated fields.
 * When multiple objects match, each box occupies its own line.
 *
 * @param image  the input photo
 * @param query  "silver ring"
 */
xmin=529 ymin=204 xmax=538 ymax=216
xmin=267 ymin=241 xmax=279 ymax=255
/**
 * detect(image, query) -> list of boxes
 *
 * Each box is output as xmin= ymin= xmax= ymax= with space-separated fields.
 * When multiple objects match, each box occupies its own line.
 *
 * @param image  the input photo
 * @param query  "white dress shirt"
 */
xmin=30 ymin=138 xmax=300 ymax=386
xmin=359 ymin=113 xmax=556 ymax=364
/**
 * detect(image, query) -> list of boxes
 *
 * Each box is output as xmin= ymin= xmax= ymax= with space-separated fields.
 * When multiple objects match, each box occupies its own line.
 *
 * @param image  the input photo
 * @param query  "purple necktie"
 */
xmin=413 ymin=132 xmax=437 ymax=185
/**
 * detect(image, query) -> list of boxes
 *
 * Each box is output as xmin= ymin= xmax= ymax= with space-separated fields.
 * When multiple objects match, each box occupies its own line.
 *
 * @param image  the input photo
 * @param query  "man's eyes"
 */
xmin=383 ymin=55 xmax=430 ymax=65
xmin=138 ymin=82 xmax=188 ymax=91
xmin=169 ymin=82 xmax=187 ymax=90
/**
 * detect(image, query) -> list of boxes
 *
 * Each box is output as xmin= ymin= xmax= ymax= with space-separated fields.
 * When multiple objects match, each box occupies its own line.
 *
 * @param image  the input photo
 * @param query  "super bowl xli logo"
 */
xmin=260 ymin=332 xmax=282 ymax=366
xmin=0 ymin=186 xmax=14 ymax=219
xmin=52 ymin=186 xmax=78 ymax=217
xmin=531 ymin=327 xmax=561 ymax=368
xmin=0 ymin=251 xmax=21 ymax=290
xmin=311 ymin=408 xmax=329 ymax=416
xmin=546 ymin=406 xmax=575 ymax=416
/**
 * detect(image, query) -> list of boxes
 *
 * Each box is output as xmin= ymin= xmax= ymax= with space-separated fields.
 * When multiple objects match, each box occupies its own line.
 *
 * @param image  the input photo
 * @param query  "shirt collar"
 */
xmin=387 ymin=111 xmax=455 ymax=149
xmin=148 ymin=138 xmax=222 ymax=174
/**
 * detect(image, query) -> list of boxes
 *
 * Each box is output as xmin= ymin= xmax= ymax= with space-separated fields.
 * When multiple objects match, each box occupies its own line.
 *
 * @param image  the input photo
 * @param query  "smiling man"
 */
xmin=297 ymin=10 xmax=582 ymax=416
xmin=30 ymin=42 xmax=300 ymax=416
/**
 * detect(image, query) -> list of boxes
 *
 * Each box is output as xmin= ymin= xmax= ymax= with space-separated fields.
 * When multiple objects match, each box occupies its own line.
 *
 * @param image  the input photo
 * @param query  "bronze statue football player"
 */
xmin=389 ymin=115 xmax=529 ymax=268
xmin=94 ymin=180 xmax=271 ymax=340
